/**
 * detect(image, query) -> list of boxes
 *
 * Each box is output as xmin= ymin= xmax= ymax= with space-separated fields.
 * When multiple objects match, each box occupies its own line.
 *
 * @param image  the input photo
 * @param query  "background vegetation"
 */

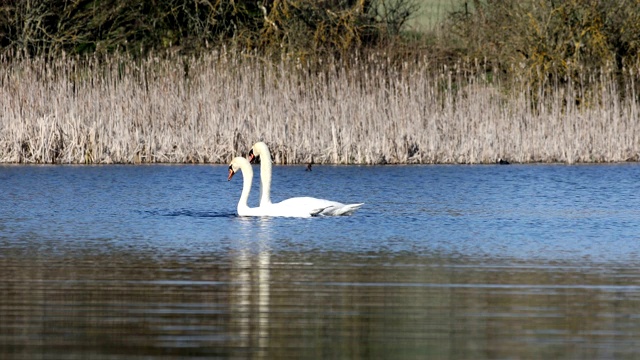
xmin=2 ymin=1 xmax=637 ymax=73
xmin=0 ymin=0 xmax=420 ymax=57
xmin=449 ymin=0 xmax=640 ymax=87
xmin=0 ymin=0 xmax=639 ymax=164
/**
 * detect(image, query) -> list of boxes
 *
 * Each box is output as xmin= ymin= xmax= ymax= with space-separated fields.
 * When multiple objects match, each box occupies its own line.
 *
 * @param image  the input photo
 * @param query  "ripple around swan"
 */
xmin=141 ymin=209 xmax=237 ymax=218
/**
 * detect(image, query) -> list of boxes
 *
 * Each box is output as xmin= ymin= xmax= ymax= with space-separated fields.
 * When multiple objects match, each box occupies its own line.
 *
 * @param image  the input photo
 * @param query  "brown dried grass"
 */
xmin=1 ymin=51 xmax=638 ymax=164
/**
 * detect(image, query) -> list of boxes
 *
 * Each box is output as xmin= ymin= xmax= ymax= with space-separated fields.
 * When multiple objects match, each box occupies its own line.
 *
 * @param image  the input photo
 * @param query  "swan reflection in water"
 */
xmin=231 ymin=217 xmax=272 ymax=353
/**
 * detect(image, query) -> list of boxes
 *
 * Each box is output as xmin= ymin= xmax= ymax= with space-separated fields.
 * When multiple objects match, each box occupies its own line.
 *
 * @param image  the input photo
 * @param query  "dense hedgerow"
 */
xmin=448 ymin=0 xmax=640 ymax=85
xmin=0 ymin=0 xmax=417 ymax=57
xmin=1 ymin=0 xmax=638 ymax=83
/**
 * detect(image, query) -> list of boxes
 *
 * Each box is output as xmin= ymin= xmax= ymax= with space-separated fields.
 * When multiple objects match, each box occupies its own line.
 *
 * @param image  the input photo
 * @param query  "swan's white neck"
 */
xmin=237 ymin=160 xmax=254 ymax=213
xmin=258 ymin=145 xmax=273 ymax=206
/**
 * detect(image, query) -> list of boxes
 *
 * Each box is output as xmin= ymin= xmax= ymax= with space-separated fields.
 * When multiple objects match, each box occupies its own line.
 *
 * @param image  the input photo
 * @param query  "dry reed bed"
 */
xmin=0 ymin=52 xmax=638 ymax=164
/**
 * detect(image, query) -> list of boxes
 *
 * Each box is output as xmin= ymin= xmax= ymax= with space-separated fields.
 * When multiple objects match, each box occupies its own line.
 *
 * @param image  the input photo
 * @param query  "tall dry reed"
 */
xmin=1 ymin=51 xmax=638 ymax=164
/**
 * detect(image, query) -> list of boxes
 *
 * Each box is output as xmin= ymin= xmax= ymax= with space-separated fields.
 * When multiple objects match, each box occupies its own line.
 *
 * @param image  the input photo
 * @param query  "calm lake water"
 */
xmin=1 ymin=163 xmax=640 ymax=359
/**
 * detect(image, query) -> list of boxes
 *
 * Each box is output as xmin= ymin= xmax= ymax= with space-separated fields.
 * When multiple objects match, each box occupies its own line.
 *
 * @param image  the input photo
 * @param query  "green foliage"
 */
xmin=447 ymin=0 xmax=640 ymax=86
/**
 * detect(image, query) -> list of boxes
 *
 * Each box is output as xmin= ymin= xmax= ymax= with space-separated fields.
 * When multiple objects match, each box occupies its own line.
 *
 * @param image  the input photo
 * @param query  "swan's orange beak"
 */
xmin=227 ymin=167 xmax=236 ymax=181
xmin=248 ymin=149 xmax=256 ymax=163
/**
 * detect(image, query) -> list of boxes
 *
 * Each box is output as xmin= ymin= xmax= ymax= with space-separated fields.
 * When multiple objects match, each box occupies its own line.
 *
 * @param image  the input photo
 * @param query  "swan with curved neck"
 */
xmin=227 ymin=157 xmax=264 ymax=217
xmin=228 ymin=156 xmax=329 ymax=218
xmin=248 ymin=142 xmax=364 ymax=216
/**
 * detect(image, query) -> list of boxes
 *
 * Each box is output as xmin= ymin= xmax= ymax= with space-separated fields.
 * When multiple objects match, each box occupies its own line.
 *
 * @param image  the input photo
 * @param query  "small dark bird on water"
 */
xmin=497 ymin=158 xmax=510 ymax=165
xmin=306 ymin=163 xmax=312 ymax=171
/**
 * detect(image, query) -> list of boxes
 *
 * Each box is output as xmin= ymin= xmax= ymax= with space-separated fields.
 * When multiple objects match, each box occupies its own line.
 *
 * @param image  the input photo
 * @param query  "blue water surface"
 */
xmin=2 ymin=163 xmax=638 ymax=261
xmin=1 ymin=163 xmax=640 ymax=359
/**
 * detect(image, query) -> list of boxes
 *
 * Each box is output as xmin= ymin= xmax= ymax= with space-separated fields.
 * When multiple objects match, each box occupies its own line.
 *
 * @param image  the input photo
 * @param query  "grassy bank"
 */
xmin=0 ymin=52 xmax=638 ymax=165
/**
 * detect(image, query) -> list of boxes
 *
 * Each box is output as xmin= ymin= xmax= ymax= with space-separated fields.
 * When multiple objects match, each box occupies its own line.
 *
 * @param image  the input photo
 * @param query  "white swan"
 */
xmin=248 ymin=142 xmax=364 ymax=216
xmin=228 ymin=156 xmax=330 ymax=218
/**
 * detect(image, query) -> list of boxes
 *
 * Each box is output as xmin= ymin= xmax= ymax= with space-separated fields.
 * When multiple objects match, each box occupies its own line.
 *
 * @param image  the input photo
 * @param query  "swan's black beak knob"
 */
xmin=227 ymin=166 xmax=235 ymax=181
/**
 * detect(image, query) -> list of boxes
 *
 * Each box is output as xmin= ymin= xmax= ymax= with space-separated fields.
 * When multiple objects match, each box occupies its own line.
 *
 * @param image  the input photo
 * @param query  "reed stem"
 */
xmin=1 ymin=53 xmax=638 ymax=164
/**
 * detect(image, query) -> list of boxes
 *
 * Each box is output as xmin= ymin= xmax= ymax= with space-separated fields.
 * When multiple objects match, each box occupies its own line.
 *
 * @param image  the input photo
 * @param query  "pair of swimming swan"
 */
xmin=228 ymin=142 xmax=364 ymax=217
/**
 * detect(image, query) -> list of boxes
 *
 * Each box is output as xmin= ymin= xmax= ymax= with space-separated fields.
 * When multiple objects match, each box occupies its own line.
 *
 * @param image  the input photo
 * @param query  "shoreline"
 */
xmin=2 ymin=159 xmax=639 ymax=166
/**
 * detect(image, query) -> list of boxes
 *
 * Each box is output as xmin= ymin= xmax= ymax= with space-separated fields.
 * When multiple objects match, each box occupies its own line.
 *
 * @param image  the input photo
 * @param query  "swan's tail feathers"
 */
xmin=336 ymin=203 xmax=364 ymax=216
xmin=318 ymin=203 xmax=364 ymax=216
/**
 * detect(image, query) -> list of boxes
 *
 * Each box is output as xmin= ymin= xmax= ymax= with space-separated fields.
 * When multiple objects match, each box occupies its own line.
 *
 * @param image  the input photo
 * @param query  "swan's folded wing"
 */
xmin=310 ymin=207 xmax=331 ymax=216
xmin=318 ymin=203 xmax=364 ymax=216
